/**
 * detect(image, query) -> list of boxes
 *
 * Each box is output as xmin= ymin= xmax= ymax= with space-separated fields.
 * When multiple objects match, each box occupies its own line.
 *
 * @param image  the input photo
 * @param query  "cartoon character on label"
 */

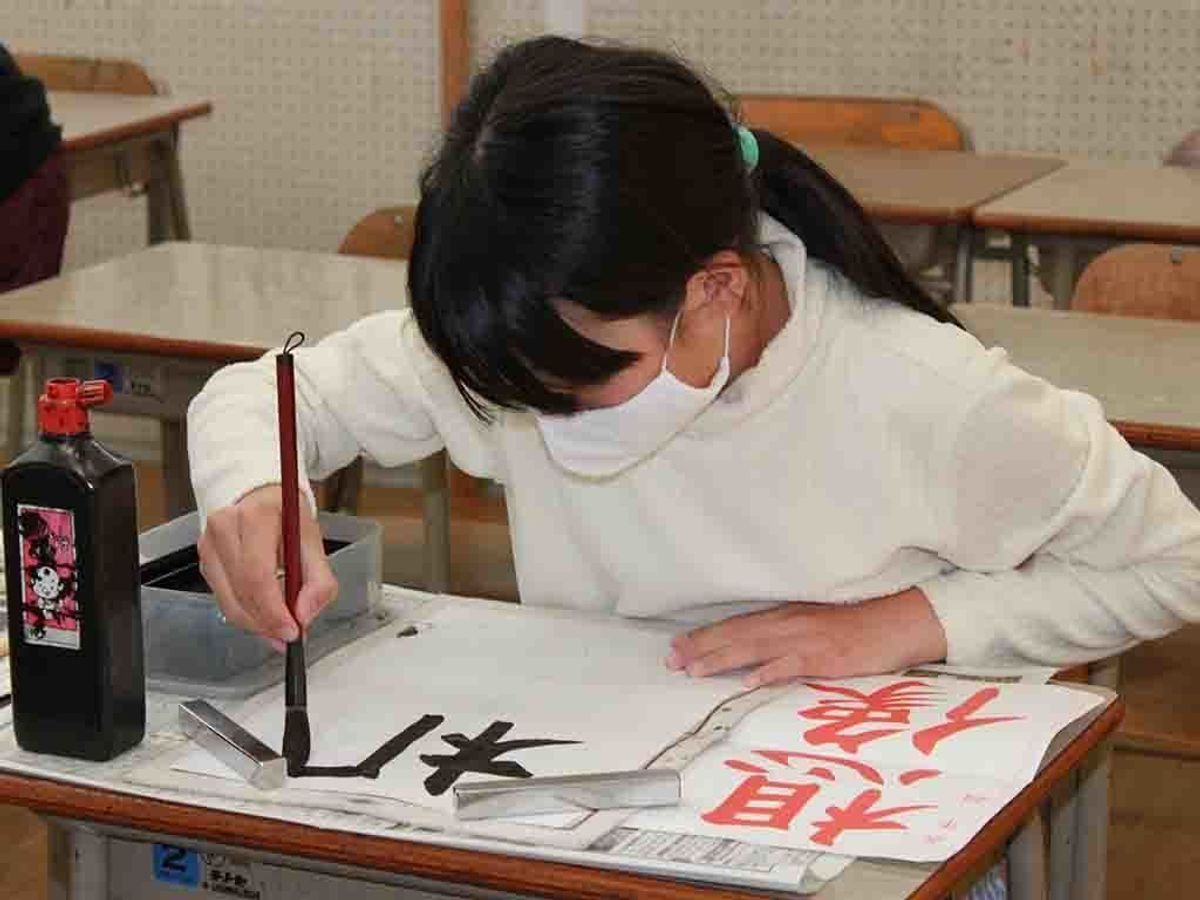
xmin=18 ymin=509 xmax=78 ymax=640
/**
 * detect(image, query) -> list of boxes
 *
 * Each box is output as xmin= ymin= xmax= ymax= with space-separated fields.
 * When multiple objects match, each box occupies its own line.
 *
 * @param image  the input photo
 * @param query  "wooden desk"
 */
xmin=50 ymin=91 xmax=213 ymax=243
xmin=956 ymin=304 xmax=1200 ymax=452
xmin=972 ymin=162 xmax=1200 ymax=307
xmin=0 ymin=588 xmax=1123 ymax=900
xmin=0 ymin=242 xmax=406 ymax=515
xmin=804 ymin=147 xmax=1064 ymax=304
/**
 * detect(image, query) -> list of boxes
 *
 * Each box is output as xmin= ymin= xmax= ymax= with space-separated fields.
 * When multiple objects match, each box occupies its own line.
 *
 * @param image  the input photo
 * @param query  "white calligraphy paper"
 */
xmin=174 ymin=601 xmax=743 ymax=815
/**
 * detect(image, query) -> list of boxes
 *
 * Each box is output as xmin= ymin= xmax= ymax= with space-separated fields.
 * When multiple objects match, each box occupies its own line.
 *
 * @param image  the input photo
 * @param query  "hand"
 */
xmin=665 ymin=588 xmax=948 ymax=687
xmin=198 ymin=484 xmax=339 ymax=650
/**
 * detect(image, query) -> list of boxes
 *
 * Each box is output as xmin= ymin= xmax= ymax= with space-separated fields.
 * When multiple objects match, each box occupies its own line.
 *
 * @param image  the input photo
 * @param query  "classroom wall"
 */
xmin=4 ymin=1 xmax=442 ymax=271
xmin=6 ymin=0 xmax=1197 ymax=271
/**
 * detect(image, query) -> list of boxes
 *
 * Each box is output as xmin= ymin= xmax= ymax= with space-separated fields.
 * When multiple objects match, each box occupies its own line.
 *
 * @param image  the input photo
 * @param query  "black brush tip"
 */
xmin=282 ymin=706 xmax=311 ymax=773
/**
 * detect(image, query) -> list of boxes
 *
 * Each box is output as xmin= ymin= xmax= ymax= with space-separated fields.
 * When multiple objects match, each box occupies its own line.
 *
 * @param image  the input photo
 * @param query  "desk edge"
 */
xmin=60 ymin=100 xmax=214 ymax=154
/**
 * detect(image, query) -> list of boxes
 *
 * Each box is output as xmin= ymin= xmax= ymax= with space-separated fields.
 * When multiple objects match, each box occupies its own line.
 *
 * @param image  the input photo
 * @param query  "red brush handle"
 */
xmin=276 ymin=349 xmax=303 ymax=624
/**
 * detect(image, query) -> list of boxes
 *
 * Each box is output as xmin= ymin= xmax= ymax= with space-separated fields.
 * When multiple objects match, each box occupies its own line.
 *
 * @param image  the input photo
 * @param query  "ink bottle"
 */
xmin=2 ymin=378 xmax=145 ymax=760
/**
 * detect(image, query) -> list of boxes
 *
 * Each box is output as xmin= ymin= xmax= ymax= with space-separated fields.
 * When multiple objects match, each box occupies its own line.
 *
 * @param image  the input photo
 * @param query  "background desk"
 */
xmin=972 ymin=163 xmax=1200 ymax=307
xmin=0 ymin=242 xmax=405 ymax=516
xmin=51 ymin=91 xmax=213 ymax=244
xmin=956 ymin=304 xmax=1200 ymax=454
xmin=805 ymin=147 xmax=1063 ymax=303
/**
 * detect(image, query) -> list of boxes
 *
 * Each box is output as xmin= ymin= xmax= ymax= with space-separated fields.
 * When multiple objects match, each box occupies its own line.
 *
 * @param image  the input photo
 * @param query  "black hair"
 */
xmin=408 ymin=36 xmax=960 ymax=418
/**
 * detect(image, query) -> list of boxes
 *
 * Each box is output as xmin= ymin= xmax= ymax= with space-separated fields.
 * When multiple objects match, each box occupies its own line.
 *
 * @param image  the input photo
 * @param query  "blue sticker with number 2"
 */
xmin=154 ymin=843 xmax=201 ymax=887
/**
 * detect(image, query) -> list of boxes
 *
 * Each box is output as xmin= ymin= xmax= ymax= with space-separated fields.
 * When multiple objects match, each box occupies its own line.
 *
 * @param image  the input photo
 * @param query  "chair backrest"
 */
xmin=14 ymin=53 xmax=157 ymax=95
xmin=1165 ymin=130 xmax=1200 ymax=168
xmin=337 ymin=206 xmax=417 ymax=260
xmin=1071 ymin=244 xmax=1200 ymax=321
xmin=739 ymin=95 xmax=969 ymax=151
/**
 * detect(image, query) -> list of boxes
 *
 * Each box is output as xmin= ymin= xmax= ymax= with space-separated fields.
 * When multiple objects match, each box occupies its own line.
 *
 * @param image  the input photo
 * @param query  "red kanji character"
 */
xmin=809 ymin=789 xmax=934 ymax=846
xmin=755 ymin=749 xmax=884 ymax=785
xmin=701 ymin=760 xmax=820 ymax=830
xmin=911 ymin=687 xmax=1021 ymax=755
xmin=799 ymin=680 xmax=938 ymax=753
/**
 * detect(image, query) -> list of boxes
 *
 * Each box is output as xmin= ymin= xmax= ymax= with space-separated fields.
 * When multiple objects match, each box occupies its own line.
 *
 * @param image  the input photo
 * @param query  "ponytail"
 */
xmin=750 ymin=130 xmax=962 ymax=328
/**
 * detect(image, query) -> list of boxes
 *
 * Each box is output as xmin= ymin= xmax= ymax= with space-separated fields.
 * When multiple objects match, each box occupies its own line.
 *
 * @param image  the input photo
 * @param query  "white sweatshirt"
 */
xmin=188 ymin=216 xmax=1200 ymax=667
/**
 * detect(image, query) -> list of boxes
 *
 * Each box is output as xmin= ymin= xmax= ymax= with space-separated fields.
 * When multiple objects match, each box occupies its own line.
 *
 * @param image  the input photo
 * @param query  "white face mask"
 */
xmin=535 ymin=312 xmax=731 ymax=477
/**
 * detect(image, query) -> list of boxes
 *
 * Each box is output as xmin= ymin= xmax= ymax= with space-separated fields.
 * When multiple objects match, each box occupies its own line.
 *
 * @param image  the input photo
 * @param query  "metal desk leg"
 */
xmin=46 ymin=819 xmax=108 ymax=900
xmin=1008 ymin=807 xmax=1050 ymax=900
xmin=1011 ymin=233 xmax=1032 ymax=307
xmin=147 ymin=130 xmax=192 ymax=243
xmin=161 ymin=418 xmax=197 ymax=518
xmin=1049 ymin=240 xmax=1077 ymax=310
xmin=953 ymin=225 xmax=975 ymax=303
xmin=1072 ymin=740 xmax=1112 ymax=900
xmin=421 ymin=451 xmax=450 ymax=593
xmin=1048 ymin=773 xmax=1079 ymax=900
xmin=146 ymin=151 xmax=171 ymax=245
xmin=1087 ymin=656 xmax=1120 ymax=689
xmin=163 ymin=127 xmax=193 ymax=240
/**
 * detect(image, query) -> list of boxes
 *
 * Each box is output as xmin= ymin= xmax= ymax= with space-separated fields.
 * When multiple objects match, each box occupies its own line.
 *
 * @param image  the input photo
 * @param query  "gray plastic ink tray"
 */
xmin=139 ymin=510 xmax=389 ymax=699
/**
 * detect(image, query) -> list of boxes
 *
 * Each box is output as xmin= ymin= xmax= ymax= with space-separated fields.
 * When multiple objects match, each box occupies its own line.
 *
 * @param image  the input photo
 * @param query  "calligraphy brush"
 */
xmin=277 ymin=331 xmax=310 ymax=774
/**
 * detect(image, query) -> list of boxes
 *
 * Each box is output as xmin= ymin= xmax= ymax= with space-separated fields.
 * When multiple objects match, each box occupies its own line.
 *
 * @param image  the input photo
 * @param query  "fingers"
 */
xmin=294 ymin=508 xmax=338 ymax=628
xmin=666 ymin=602 xmax=868 ymax=686
xmin=198 ymin=532 xmax=252 ymax=631
xmin=677 ymin=635 xmax=781 ymax=678
xmin=668 ymin=604 xmax=795 ymax=671
xmin=197 ymin=486 xmax=299 ymax=643
xmin=236 ymin=501 xmax=299 ymax=642
xmin=744 ymin=654 xmax=814 ymax=688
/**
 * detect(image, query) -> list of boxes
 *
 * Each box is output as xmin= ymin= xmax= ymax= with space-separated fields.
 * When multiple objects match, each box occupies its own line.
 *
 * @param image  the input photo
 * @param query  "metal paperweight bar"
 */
xmin=453 ymin=768 xmax=680 ymax=820
xmin=179 ymin=699 xmax=287 ymax=791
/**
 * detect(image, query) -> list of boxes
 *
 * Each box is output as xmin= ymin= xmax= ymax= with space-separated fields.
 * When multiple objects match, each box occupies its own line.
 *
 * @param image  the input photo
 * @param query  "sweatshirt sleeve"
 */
xmin=918 ymin=359 xmax=1200 ymax=667
xmin=187 ymin=309 xmax=491 ymax=517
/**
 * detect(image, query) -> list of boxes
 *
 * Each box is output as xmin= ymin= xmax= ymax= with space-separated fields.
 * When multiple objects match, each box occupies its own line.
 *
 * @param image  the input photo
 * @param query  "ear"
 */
xmin=680 ymin=250 xmax=750 ymax=319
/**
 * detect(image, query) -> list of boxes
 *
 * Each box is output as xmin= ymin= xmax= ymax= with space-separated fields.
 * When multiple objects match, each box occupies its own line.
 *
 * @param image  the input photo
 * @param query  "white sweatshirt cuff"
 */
xmin=195 ymin=464 xmax=318 ymax=525
xmin=918 ymin=569 xmax=1004 ymax=666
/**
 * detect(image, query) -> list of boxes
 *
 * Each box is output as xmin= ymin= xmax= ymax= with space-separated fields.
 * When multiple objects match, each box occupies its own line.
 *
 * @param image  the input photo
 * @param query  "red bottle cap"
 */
xmin=37 ymin=378 xmax=113 ymax=436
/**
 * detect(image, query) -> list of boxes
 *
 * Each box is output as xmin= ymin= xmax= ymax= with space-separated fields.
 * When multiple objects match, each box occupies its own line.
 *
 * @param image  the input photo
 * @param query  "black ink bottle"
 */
xmin=2 ymin=378 xmax=144 ymax=760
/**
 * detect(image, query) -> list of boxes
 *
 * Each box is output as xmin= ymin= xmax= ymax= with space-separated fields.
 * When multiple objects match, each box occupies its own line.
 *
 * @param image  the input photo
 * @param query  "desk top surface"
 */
xmin=0 ymin=688 xmax=1121 ymax=900
xmin=0 ymin=590 xmax=1121 ymax=900
xmin=0 ymin=242 xmax=406 ymax=363
xmin=971 ymin=161 xmax=1200 ymax=241
xmin=956 ymin=304 xmax=1200 ymax=448
xmin=803 ymin=147 xmax=1064 ymax=225
xmin=48 ymin=91 xmax=213 ymax=153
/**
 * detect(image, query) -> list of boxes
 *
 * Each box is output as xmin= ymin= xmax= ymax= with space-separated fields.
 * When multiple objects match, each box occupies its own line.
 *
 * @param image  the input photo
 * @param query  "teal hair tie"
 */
xmin=736 ymin=124 xmax=759 ymax=172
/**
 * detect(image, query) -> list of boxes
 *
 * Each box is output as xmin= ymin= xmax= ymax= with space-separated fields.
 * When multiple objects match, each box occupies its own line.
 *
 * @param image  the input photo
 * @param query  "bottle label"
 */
xmin=16 ymin=504 xmax=81 ymax=650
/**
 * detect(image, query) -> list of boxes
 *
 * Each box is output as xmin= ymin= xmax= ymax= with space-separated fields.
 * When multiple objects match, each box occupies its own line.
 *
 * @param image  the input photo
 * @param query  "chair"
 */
xmin=740 ymin=95 xmax=972 ymax=301
xmin=738 ymin=95 xmax=968 ymax=151
xmin=12 ymin=53 xmax=157 ymax=95
xmin=1165 ymin=129 xmax=1200 ymax=168
xmin=332 ymin=206 xmax=450 ymax=592
xmin=1071 ymin=244 xmax=1200 ymax=321
xmin=5 ymin=55 xmax=159 ymax=460
xmin=1069 ymin=245 xmax=1200 ymax=761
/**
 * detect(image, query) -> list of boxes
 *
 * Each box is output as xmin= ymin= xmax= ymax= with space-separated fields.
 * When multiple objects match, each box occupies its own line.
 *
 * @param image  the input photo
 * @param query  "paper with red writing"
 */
xmin=625 ymin=676 xmax=1102 ymax=861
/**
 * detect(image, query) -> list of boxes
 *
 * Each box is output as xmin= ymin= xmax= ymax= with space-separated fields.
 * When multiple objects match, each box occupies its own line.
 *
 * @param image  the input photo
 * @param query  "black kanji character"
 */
xmin=419 ymin=720 xmax=580 ymax=796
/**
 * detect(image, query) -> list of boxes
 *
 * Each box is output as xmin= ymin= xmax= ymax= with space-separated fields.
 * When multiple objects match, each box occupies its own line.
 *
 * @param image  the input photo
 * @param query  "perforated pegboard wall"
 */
xmin=475 ymin=1 xmax=1199 ymax=163
xmin=5 ymin=0 xmax=441 ymax=270
xmin=7 ymin=1 xmax=1196 ymax=272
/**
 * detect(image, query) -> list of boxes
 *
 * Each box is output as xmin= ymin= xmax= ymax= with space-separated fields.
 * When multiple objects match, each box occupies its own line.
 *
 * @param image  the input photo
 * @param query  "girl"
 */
xmin=189 ymin=37 xmax=1200 ymax=683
